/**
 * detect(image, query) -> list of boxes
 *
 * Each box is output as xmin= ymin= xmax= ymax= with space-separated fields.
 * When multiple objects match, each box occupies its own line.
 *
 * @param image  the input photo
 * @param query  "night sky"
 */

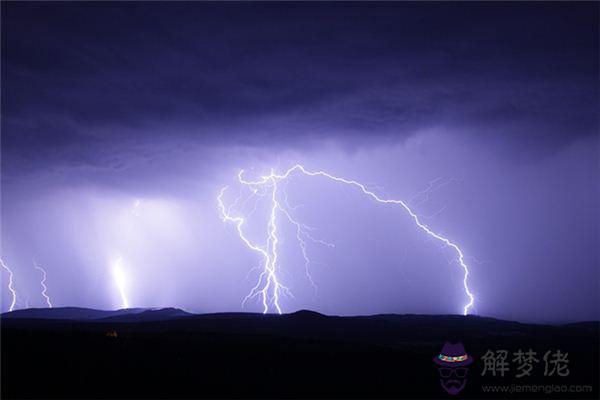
xmin=1 ymin=2 xmax=598 ymax=322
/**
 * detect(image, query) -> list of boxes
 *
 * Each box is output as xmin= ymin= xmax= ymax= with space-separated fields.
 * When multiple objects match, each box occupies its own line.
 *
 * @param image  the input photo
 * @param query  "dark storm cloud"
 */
xmin=2 ymin=2 xmax=598 ymax=172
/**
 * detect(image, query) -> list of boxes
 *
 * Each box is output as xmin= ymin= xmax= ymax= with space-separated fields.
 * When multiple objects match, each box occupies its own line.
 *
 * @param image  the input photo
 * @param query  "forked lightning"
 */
xmin=218 ymin=165 xmax=475 ymax=316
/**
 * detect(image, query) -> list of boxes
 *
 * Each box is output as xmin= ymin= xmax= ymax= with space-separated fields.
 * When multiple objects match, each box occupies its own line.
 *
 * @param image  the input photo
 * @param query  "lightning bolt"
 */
xmin=0 ymin=258 xmax=18 ymax=312
xmin=107 ymin=200 xmax=140 ymax=310
xmin=218 ymin=165 xmax=475 ymax=316
xmin=33 ymin=260 xmax=53 ymax=308
xmin=218 ymin=178 xmax=292 ymax=314
xmin=112 ymin=257 xmax=130 ymax=309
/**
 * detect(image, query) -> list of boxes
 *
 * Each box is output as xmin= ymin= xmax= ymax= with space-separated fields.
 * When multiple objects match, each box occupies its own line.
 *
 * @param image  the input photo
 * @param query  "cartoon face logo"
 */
xmin=433 ymin=342 xmax=474 ymax=395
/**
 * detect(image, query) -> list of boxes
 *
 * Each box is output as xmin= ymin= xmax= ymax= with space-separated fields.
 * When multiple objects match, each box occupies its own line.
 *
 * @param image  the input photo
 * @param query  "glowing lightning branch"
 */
xmin=218 ymin=178 xmax=293 ymax=314
xmin=33 ymin=260 xmax=53 ymax=308
xmin=219 ymin=165 xmax=475 ymax=316
xmin=0 ymin=258 xmax=18 ymax=312
xmin=112 ymin=257 xmax=130 ymax=309
xmin=278 ymin=207 xmax=334 ymax=293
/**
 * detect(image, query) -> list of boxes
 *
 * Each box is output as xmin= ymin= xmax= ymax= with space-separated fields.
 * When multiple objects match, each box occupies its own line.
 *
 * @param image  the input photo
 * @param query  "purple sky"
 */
xmin=1 ymin=3 xmax=598 ymax=322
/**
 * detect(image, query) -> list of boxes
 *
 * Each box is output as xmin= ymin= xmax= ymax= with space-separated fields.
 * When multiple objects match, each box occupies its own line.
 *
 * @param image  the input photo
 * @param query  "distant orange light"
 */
xmin=105 ymin=330 xmax=118 ymax=338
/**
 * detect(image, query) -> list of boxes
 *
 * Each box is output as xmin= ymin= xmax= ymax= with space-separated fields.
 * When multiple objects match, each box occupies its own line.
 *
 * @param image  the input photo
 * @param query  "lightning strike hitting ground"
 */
xmin=218 ymin=165 xmax=475 ymax=316
xmin=0 ymin=258 xmax=18 ymax=312
xmin=33 ymin=260 xmax=53 ymax=308
xmin=112 ymin=257 xmax=130 ymax=309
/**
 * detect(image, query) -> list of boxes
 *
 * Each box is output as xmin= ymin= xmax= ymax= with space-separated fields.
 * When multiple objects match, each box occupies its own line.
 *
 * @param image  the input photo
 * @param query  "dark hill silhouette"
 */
xmin=1 ymin=308 xmax=598 ymax=399
xmin=97 ymin=307 xmax=191 ymax=322
xmin=1 ymin=306 xmax=191 ymax=323
xmin=1 ymin=306 xmax=147 ymax=320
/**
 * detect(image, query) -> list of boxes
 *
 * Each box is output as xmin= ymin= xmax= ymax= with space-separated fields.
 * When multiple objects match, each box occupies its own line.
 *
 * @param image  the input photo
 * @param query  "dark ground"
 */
xmin=1 ymin=308 xmax=598 ymax=399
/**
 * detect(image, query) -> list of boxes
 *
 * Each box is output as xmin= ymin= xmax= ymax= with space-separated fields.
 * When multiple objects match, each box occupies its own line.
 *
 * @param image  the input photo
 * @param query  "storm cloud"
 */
xmin=1 ymin=2 xmax=598 ymax=322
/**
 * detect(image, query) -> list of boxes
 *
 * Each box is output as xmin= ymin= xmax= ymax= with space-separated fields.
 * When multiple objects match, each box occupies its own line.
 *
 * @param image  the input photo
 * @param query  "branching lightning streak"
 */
xmin=408 ymin=177 xmax=463 ymax=207
xmin=218 ymin=178 xmax=294 ymax=314
xmin=219 ymin=165 xmax=475 ymax=316
xmin=0 ymin=258 xmax=18 ymax=312
xmin=278 ymin=207 xmax=334 ymax=292
xmin=33 ymin=260 xmax=53 ymax=308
